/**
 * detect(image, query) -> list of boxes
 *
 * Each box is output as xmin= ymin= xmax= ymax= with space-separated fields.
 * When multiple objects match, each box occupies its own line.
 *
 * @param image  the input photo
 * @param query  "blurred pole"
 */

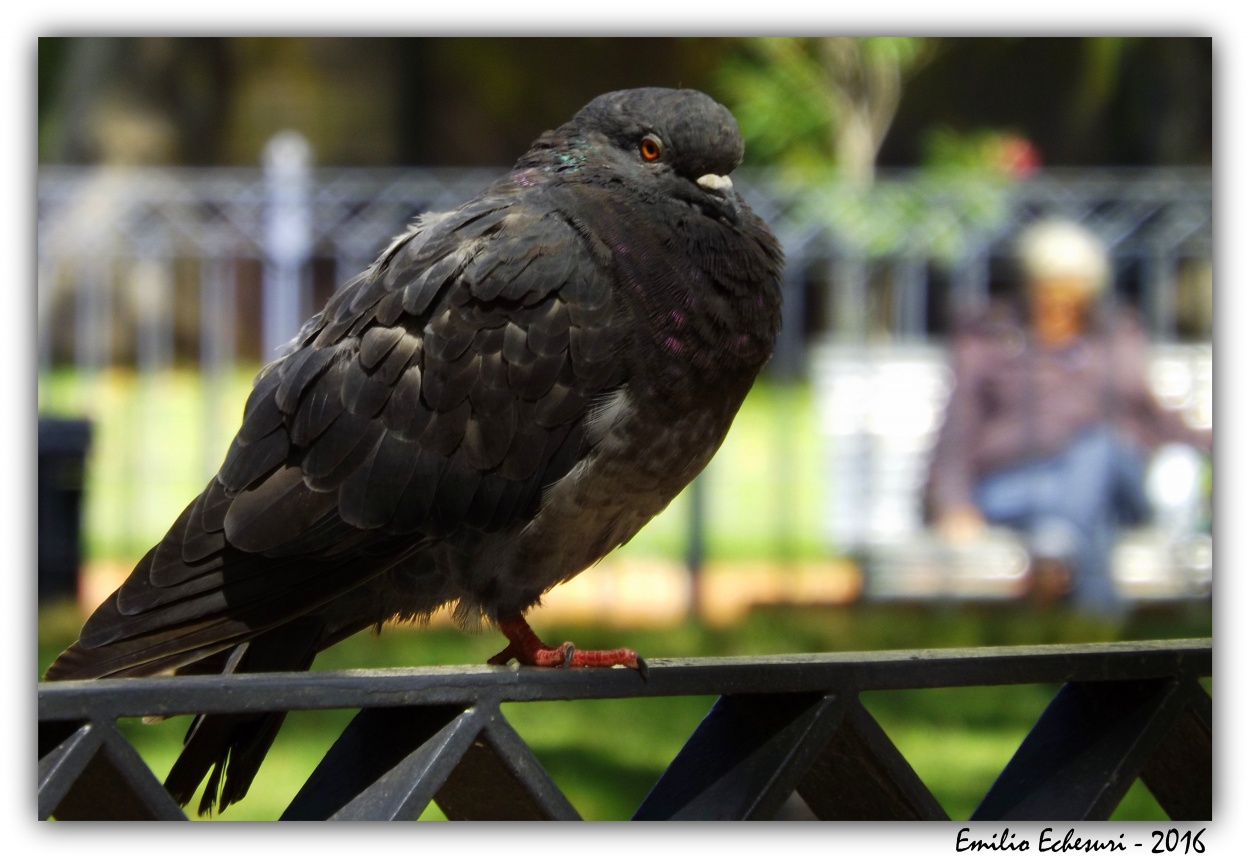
xmin=74 ymin=258 xmax=111 ymax=377
xmin=892 ymin=255 xmax=927 ymax=340
xmin=36 ymin=257 xmax=54 ymax=405
xmin=263 ymin=131 xmax=313 ymax=359
xmin=686 ymin=474 xmax=706 ymax=620
xmin=832 ymin=252 xmax=867 ymax=343
xmin=200 ymin=257 xmax=238 ymax=481
xmin=773 ymin=264 xmax=808 ymax=564
xmin=951 ymin=247 xmax=991 ymax=322
xmin=132 ymin=249 xmax=174 ymax=542
xmin=1146 ymin=249 xmax=1177 ymax=341
xmin=773 ymin=384 xmax=797 ymax=565
xmin=774 ymin=254 xmax=807 ymax=381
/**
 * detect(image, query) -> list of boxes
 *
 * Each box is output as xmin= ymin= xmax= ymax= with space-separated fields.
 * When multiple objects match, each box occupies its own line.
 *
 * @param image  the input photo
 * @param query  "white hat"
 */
xmin=1017 ymin=219 xmax=1110 ymax=294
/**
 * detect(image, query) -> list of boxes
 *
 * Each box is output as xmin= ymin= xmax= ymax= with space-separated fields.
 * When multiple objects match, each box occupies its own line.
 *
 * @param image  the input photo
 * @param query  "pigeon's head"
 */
xmin=571 ymin=88 xmax=745 ymax=177
xmin=523 ymin=88 xmax=749 ymax=223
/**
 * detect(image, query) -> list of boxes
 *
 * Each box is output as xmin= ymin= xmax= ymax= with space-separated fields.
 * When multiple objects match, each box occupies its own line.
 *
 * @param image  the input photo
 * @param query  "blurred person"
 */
xmin=926 ymin=219 xmax=1211 ymax=615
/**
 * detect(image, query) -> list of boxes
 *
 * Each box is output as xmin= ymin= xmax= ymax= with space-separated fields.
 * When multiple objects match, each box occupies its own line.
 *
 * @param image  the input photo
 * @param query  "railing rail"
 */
xmin=39 ymin=637 xmax=1212 ymax=821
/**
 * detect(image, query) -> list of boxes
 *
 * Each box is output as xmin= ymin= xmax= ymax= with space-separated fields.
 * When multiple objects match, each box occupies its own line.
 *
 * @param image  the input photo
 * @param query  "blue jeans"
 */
xmin=975 ymin=428 xmax=1150 ymax=614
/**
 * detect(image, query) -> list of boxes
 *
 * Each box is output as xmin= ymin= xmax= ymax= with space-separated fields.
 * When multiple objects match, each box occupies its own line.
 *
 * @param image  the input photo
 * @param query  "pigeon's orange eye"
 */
xmin=639 ymin=135 xmax=664 ymax=162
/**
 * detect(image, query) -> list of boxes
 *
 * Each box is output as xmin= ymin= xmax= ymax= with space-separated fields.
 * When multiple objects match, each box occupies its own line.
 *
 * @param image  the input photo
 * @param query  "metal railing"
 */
xmin=38 ymin=638 xmax=1211 ymax=820
xmin=36 ymin=158 xmax=1213 ymax=371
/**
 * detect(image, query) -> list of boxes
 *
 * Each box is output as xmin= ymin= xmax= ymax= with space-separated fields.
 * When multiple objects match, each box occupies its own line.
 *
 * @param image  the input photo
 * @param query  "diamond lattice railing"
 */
xmin=38 ymin=638 xmax=1211 ymax=821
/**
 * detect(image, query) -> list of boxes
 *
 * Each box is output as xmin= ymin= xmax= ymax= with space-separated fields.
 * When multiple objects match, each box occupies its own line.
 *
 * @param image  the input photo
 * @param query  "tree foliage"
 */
xmin=718 ymin=37 xmax=1036 ymax=263
xmin=718 ymin=37 xmax=933 ymax=182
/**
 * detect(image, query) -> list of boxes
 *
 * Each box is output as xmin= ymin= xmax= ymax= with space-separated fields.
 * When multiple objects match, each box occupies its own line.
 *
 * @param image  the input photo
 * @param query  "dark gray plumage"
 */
xmin=45 ymin=87 xmax=784 ymax=814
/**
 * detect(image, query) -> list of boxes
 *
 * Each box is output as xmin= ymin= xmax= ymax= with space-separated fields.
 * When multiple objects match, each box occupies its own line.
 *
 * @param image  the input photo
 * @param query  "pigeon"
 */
xmin=44 ymin=87 xmax=784 ymax=814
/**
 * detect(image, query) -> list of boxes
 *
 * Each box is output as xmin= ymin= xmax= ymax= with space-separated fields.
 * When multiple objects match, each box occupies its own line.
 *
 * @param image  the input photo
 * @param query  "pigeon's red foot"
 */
xmin=488 ymin=614 xmax=648 ymax=679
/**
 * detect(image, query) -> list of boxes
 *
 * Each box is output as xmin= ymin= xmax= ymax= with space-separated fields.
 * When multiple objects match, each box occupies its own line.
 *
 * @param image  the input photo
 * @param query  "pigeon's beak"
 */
xmin=696 ymin=174 xmax=734 ymax=194
xmin=695 ymin=173 xmax=740 ymax=224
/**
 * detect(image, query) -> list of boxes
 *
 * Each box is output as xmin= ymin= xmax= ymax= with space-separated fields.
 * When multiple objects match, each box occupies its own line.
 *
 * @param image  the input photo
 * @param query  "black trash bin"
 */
xmin=38 ymin=418 xmax=92 ymax=603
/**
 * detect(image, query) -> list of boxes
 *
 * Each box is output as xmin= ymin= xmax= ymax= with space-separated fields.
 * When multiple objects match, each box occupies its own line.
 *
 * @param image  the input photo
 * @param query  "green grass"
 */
xmin=39 ymin=366 xmax=263 ymax=561
xmin=38 ymin=600 xmax=1211 ymax=821
xmin=38 ymin=367 xmax=827 ymax=565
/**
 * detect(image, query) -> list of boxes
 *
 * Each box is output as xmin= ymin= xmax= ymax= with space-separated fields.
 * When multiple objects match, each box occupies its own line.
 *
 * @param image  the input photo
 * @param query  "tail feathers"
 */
xmin=165 ymin=709 xmax=293 ymax=816
xmin=163 ymin=618 xmax=325 ymax=815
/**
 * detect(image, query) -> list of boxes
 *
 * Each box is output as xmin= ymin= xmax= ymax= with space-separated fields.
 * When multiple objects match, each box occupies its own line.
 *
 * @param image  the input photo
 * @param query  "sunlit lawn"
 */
xmin=38 ymin=598 xmax=1211 ymax=821
xmin=38 ymin=368 xmax=826 ymax=564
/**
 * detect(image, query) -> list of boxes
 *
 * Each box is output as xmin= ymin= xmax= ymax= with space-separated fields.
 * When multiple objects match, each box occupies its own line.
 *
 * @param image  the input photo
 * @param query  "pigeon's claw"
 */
xmin=491 ymin=615 xmax=647 ymax=679
xmin=487 ymin=638 xmax=573 ymax=668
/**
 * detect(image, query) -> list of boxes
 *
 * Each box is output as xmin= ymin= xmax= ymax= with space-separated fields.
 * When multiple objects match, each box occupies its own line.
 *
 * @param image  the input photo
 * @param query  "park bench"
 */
xmin=812 ymin=339 xmax=1212 ymax=602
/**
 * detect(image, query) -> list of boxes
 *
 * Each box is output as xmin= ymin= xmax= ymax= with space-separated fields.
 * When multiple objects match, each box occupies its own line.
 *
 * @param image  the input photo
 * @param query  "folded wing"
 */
xmin=45 ymin=186 xmax=628 ymax=681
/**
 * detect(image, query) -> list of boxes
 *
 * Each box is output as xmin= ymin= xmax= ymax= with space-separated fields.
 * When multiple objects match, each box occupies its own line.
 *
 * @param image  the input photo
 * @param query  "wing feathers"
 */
xmin=276 ymin=347 xmax=336 ymax=413
xmin=338 ymin=433 xmax=422 ymax=529
xmin=381 ymin=365 xmax=432 ymax=440
xmin=223 ymin=465 xmax=338 ymax=553
xmin=235 ymin=371 xmax=284 ymax=444
xmin=218 ymin=426 xmax=289 ymax=493
xmin=48 ymin=184 xmax=626 ymax=690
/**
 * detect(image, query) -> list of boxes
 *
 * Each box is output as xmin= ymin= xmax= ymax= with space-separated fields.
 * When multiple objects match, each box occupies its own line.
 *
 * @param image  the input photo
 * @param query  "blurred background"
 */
xmin=36 ymin=36 xmax=1213 ymax=820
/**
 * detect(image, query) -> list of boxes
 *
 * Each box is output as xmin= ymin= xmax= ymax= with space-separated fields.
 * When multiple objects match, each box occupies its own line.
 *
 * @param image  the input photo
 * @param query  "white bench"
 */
xmin=812 ymin=340 xmax=1212 ymax=602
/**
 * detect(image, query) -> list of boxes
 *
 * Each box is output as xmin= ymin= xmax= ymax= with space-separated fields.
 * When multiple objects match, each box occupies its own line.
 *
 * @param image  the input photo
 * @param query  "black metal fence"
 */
xmin=39 ymin=637 xmax=1211 ymax=821
xmin=36 ymin=158 xmax=1213 ymax=374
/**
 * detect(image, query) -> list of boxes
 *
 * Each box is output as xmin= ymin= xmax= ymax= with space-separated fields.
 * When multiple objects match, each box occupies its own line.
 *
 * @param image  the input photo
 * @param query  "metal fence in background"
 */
xmin=37 ymin=143 xmax=1214 ymax=373
xmin=35 ymin=138 xmax=1213 ymax=566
